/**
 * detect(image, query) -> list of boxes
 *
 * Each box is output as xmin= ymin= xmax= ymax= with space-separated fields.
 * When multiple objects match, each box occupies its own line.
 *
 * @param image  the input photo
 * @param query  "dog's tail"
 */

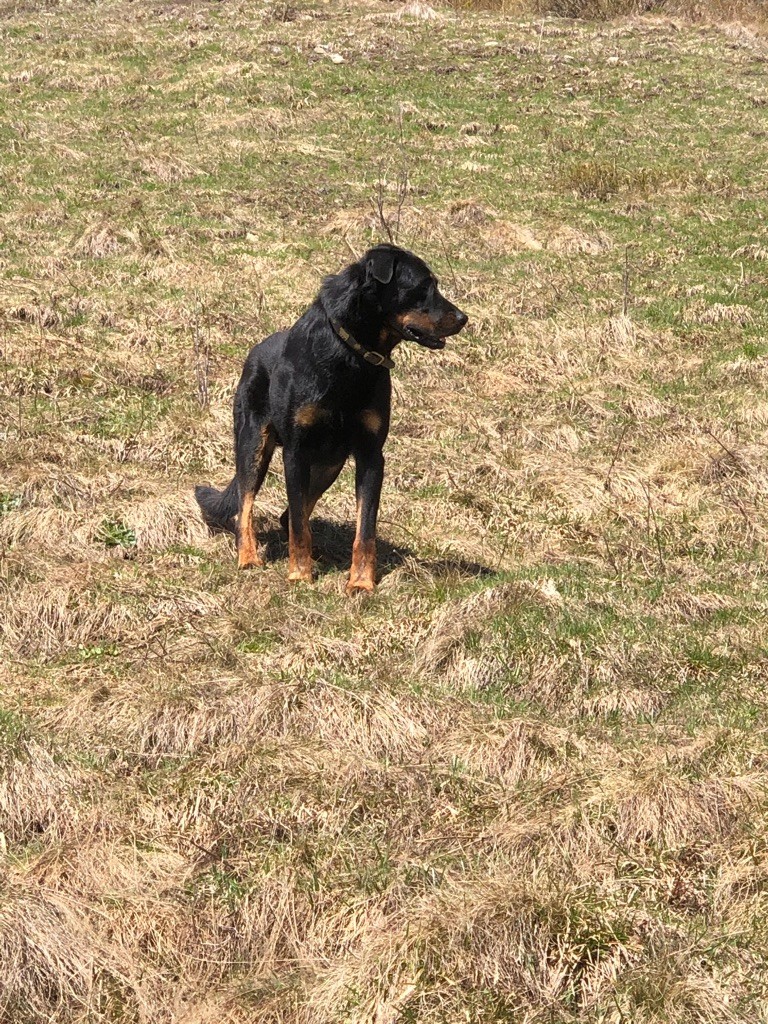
xmin=195 ymin=477 xmax=239 ymax=534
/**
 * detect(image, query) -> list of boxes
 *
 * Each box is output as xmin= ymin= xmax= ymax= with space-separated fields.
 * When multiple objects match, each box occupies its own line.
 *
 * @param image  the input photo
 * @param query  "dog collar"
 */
xmin=330 ymin=320 xmax=395 ymax=370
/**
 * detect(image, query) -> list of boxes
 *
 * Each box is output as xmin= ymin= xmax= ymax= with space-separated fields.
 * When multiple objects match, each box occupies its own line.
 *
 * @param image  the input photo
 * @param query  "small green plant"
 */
xmin=0 ymin=709 xmax=27 ymax=752
xmin=96 ymin=517 xmax=137 ymax=549
xmin=237 ymin=632 xmax=278 ymax=654
xmin=742 ymin=341 xmax=761 ymax=360
xmin=0 ymin=493 xmax=22 ymax=517
xmin=76 ymin=643 xmax=119 ymax=661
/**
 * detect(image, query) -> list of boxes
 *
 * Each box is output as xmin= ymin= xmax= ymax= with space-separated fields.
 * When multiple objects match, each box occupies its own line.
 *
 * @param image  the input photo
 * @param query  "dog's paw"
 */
xmin=345 ymin=578 xmax=376 ymax=596
xmin=238 ymin=555 xmax=265 ymax=570
xmin=287 ymin=569 xmax=314 ymax=583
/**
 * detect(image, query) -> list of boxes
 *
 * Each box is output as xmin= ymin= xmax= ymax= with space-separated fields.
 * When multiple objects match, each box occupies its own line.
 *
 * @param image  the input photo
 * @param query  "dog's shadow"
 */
xmin=260 ymin=516 xmax=494 ymax=583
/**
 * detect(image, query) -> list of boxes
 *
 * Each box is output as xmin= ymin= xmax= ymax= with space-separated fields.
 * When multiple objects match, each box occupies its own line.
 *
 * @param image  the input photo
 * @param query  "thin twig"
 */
xmin=604 ymin=421 xmax=632 ymax=493
xmin=622 ymin=244 xmax=630 ymax=317
xmin=193 ymin=297 xmax=211 ymax=411
xmin=700 ymin=424 xmax=747 ymax=474
xmin=641 ymin=481 xmax=665 ymax=575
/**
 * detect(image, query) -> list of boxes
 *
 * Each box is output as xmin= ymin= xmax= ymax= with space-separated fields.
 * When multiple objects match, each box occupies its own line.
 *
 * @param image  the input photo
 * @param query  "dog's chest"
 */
xmin=292 ymin=400 xmax=385 ymax=437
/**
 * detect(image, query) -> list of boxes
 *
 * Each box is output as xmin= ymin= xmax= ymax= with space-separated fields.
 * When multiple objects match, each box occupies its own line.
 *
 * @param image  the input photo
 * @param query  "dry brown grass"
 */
xmin=459 ymin=0 xmax=768 ymax=30
xmin=1 ymin=0 xmax=768 ymax=1020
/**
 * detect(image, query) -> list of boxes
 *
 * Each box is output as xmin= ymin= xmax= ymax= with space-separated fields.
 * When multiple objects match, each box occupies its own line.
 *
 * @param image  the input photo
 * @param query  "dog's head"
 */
xmin=364 ymin=244 xmax=468 ymax=350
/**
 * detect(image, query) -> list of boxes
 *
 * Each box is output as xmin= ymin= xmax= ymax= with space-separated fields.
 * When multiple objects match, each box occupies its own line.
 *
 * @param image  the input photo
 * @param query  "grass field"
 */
xmin=1 ymin=0 xmax=768 ymax=1021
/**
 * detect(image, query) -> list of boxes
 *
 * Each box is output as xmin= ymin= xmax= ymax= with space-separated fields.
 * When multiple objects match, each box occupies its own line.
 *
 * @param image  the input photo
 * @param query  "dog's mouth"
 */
xmin=401 ymin=323 xmax=446 ymax=349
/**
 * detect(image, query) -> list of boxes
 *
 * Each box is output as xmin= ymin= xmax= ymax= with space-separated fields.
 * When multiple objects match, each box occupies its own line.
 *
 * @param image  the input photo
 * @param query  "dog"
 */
xmin=195 ymin=243 xmax=468 ymax=594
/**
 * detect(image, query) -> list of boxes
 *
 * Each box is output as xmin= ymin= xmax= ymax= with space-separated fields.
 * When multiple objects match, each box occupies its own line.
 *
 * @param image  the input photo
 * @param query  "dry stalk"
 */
xmin=192 ymin=298 xmax=211 ymax=412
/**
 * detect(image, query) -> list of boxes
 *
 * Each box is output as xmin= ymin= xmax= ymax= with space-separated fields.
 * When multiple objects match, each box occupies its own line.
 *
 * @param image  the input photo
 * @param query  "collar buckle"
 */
xmin=330 ymin=319 xmax=394 ymax=370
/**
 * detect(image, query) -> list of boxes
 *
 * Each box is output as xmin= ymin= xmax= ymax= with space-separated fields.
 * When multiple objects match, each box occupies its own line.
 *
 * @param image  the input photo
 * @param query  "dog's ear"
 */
xmin=367 ymin=247 xmax=395 ymax=285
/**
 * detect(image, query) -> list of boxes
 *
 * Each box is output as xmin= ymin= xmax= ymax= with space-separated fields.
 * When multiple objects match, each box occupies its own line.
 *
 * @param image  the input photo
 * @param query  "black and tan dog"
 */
xmin=195 ymin=244 xmax=468 ymax=594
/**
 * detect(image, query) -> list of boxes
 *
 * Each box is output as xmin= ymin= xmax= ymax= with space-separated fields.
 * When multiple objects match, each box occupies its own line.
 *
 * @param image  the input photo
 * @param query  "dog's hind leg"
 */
xmin=235 ymin=419 xmax=276 ymax=569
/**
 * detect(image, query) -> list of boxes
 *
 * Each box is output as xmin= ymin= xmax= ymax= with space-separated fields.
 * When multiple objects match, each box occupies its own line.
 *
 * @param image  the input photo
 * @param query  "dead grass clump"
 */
xmin=529 ymin=0 xmax=643 ymax=15
xmin=439 ymin=718 xmax=570 ymax=785
xmin=0 ymin=579 xmax=142 ymax=659
xmin=0 ymin=739 xmax=81 ymax=844
xmin=701 ymin=453 xmax=743 ymax=486
xmin=0 ymin=506 xmax=101 ymax=558
xmin=605 ymin=767 xmax=761 ymax=848
xmin=548 ymin=224 xmax=613 ymax=254
xmin=445 ymin=198 xmax=495 ymax=225
xmin=18 ymin=471 xmax=105 ymax=510
xmin=139 ymin=154 xmax=203 ymax=183
xmin=443 ymin=202 xmax=542 ymax=252
xmin=51 ymin=671 xmax=444 ymax=766
xmin=72 ymin=221 xmax=123 ymax=259
xmin=601 ymin=313 xmax=638 ymax=348
xmin=317 ymin=867 xmax=643 ymax=1022
xmin=415 ymin=580 xmax=564 ymax=693
xmin=583 ymin=681 xmax=665 ymax=718
xmin=720 ymin=354 xmax=768 ymax=384
xmin=118 ymin=493 xmax=211 ymax=551
xmin=558 ymin=159 xmax=666 ymax=201
xmin=732 ymin=242 xmax=768 ymax=261
xmin=393 ymin=0 xmax=445 ymax=20
xmin=321 ymin=207 xmax=381 ymax=240
xmin=444 ymin=650 xmax=508 ymax=690
xmin=294 ymin=682 xmax=442 ymax=760
xmin=622 ymin=392 xmax=669 ymax=419
xmin=4 ymin=302 xmax=61 ymax=328
xmin=685 ymin=301 xmax=754 ymax=325
xmin=415 ymin=583 xmax=523 ymax=677
xmin=658 ymin=586 xmax=738 ymax=620
xmin=484 ymin=219 xmax=543 ymax=252
xmin=0 ymin=888 xmax=103 ymax=1022
xmin=45 ymin=673 xmax=253 ymax=763
xmin=516 ymin=0 xmax=768 ymax=24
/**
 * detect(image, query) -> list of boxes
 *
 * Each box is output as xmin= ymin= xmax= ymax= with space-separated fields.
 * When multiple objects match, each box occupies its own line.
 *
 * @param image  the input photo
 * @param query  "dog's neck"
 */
xmin=316 ymin=273 xmax=401 ymax=363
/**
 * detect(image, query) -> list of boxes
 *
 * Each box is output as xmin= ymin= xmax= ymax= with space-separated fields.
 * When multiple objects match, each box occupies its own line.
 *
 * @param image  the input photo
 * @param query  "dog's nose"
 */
xmin=454 ymin=309 xmax=468 ymax=329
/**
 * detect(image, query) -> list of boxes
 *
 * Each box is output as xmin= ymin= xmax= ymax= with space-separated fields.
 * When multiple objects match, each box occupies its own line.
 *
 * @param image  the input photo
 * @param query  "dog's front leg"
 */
xmin=347 ymin=445 xmax=384 ymax=595
xmin=284 ymin=446 xmax=314 ymax=583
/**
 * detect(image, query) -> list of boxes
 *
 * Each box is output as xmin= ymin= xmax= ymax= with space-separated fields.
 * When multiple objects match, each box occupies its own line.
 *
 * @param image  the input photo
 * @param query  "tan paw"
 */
xmin=287 ymin=568 xmax=314 ymax=583
xmin=238 ymin=554 xmax=265 ymax=570
xmin=345 ymin=577 xmax=376 ymax=596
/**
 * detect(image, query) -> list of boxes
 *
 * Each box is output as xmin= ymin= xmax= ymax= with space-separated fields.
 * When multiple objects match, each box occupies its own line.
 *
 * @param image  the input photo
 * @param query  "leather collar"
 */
xmin=330 ymin=320 xmax=395 ymax=370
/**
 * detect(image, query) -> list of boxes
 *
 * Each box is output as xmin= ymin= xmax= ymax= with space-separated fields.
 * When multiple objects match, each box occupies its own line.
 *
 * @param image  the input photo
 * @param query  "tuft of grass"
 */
xmin=95 ymin=518 xmax=136 ymax=550
xmin=0 ymin=494 xmax=22 ymax=517
xmin=557 ymin=160 xmax=668 ymax=201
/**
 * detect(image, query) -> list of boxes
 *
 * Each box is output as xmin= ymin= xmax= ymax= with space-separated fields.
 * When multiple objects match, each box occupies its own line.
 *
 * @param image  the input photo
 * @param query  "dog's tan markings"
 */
xmin=346 ymin=497 xmax=376 ymax=594
xmin=359 ymin=409 xmax=383 ymax=435
xmin=347 ymin=538 xmax=376 ymax=594
xmin=294 ymin=403 xmax=329 ymax=428
xmin=288 ymin=515 xmax=313 ymax=582
xmin=395 ymin=309 xmax=439 ymax=334
xmin=378 ymin=324 xmax=398 ymax=346
xmin=237 ymin=492 xmax=263 ymax=569
xmin=236 ymin=424 xmax=274 ymax=570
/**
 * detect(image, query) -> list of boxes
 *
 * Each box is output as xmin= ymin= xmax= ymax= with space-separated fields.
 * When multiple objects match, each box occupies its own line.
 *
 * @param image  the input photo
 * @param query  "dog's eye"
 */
xmin=413 ymin=282 xmax=433 ymax=300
